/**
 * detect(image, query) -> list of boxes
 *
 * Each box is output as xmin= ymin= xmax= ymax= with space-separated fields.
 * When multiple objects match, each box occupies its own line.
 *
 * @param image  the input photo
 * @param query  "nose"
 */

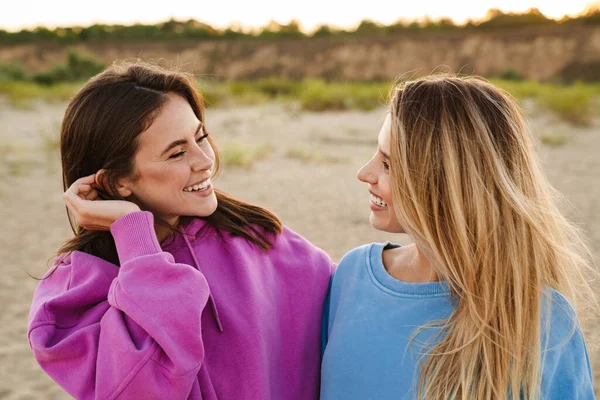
xmin=357 ymin=157 xmax=376 ymax=184
xmin=190 ymin=146 xmax=214 ymax=173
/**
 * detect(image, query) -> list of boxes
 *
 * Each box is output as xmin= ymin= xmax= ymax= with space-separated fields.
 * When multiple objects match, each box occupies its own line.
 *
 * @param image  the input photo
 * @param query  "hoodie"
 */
xmin=28 ymin=211 xmax=334 ymax=400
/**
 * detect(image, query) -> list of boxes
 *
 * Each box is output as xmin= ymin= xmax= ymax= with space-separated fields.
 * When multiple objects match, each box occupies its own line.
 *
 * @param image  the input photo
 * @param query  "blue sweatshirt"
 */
xmin=321 ymin=242 xmax=595 ymax=399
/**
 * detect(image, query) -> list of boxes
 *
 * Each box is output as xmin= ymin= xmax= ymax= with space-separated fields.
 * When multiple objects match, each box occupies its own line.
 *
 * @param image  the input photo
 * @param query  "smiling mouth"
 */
xmin=183 ymin=178 xmax=211 ymax=192
xmin=370 ymin=193 xmax=388 ymax=207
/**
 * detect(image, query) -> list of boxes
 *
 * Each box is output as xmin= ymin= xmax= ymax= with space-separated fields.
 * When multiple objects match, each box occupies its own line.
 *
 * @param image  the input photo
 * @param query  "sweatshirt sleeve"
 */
xmin=541 ymin=292 xmax=595 ymax=399
xmin=320 ymin=276 xmax=333 ymax=357
xmin=28 ymin=211 xmax=210 ymax=400
xmin=543 ymin=326 xmax=594 ymax=399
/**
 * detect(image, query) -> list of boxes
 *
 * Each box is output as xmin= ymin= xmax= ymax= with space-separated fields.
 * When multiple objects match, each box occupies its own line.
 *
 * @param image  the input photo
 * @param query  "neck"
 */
xmin=411 ymin=245 xmax=438 ymax=282
xmin=384 ymin=243 xmax=439 ymax=283
xmin=154 ymin=216 xmax=179 ymax=243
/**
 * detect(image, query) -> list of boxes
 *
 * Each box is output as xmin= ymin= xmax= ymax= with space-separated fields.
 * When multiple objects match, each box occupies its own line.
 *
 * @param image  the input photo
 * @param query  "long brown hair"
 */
xmin=387 ymin=75 xmax=597 ymax=399
xmin=58 ymin=60 xmax=282 ymax=266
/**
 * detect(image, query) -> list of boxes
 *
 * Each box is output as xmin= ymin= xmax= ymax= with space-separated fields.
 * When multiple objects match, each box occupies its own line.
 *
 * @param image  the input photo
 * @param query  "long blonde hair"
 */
xmin=387 ymin=75 xmax=597 ymax=399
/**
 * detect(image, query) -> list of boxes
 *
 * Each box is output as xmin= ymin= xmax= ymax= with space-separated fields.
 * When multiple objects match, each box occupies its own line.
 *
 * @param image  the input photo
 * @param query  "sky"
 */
xmin=1 ymin=0 xmax=597 ymax=32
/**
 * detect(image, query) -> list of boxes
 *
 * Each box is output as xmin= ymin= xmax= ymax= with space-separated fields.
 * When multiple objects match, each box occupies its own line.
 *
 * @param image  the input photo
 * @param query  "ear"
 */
xmin=95 ymin=169 xmax=133 ymax=198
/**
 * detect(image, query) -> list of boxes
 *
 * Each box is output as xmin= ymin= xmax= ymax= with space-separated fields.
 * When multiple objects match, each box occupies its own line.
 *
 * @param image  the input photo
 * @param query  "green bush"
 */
xmin=196 ymin=79 xmax=230 ymax=107
xmin=254 ymin=78 xmax=301 ymax=97
xmin=498 ymin=68 xmax=524 ymax=81
xmin=33 ymin=49 xmax=104 ymax=85
xmin=299 ymin=80 xmax=388 ymax=111
xmin=220 ymin=141 xmax=273 ymax=168
xmin=491 ymin=79 xmax=547 ymax=99
xmin=490 ymin=79 xmax=598 ymax=125
xmin=538 ymin=83 xmax=596 ymax=126
xmin=0 ymin=63 xmax=30 ymax=82
xmin=0 ymin=81 xmax=80 ymax=107
xmin=227 ymin=78 xmax=301 ymax=98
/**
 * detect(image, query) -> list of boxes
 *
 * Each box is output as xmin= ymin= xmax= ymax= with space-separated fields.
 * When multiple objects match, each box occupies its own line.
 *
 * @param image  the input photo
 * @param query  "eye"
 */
xmin=196 ymin=133 xmax=209 ymax=144
xmin=169 ymin=151 xmax=185 ymax=159
xmin=382 ymin=160 xmax=390 ymax=171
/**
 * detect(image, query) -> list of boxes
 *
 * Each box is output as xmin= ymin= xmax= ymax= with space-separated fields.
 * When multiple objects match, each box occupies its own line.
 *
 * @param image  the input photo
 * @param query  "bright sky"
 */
xmin=1 ymin=0 xmax=596 ymax=32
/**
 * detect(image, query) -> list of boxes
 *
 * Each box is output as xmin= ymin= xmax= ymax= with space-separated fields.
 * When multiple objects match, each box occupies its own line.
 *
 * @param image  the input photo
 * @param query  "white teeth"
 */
xmin=184 ymin=179 xmax=211 ymax=192
xmin=370 ymin=194 xmax=388 ymax=207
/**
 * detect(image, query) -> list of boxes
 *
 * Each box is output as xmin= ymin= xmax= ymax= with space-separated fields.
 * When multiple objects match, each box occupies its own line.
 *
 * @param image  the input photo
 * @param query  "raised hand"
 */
xmin=63 ymin=174 xmax=141 ymax=231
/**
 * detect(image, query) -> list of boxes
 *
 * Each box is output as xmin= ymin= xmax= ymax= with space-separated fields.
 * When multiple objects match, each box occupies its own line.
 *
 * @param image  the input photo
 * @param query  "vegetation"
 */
xmin=299 ymin=80 xmax=389 ymax=111
xmin=285 ymin=146 xmax=348 ymax=164
xmin=540 ymin=131 xmax=568 ymax=147
xmin=220 ymin=141 xmax=274 ymax=168
xmin=1 ymin=54 xmax=598 ymax=124
xmin=1 ymin=6 xmax=599 ymax=45
xmin=0 ymin=80 xmax=80 ymax=107
xmin=196 ymin=78 xmax=389 ymax=111
xmin=493 ymin=80 xmax=600 ymax=125
xmin=32 ymin=49 xmax=104 ymax=85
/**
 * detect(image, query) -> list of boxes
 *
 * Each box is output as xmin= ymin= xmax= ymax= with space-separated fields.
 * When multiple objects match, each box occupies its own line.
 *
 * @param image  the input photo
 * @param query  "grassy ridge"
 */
xmin=492 ymin=80 xmax=600 ymax=125
xmin=1 ymin=78 xmax=598 ymax=125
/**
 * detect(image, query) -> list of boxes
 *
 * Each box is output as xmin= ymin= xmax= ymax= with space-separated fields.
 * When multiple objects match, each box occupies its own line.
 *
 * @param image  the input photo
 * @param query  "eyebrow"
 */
xmin=378 ymin=148 xmax=390 ymax=159
xmin=160 ymin=121 xmax=204 ymax=157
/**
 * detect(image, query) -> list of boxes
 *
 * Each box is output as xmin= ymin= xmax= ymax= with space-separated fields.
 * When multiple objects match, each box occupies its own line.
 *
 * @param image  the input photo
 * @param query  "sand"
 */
xmin=1 ymin=99 xmax=598 ymax=399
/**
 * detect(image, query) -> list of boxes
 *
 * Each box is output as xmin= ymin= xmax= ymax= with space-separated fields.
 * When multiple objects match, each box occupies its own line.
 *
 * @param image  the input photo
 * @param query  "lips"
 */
xmin=369 ymin=190 xmax=388 ymax=208
xmin=183 ymin=177 xmax=211 ymax=192
xmin=369 ymin=190 xmax=385 ymax=201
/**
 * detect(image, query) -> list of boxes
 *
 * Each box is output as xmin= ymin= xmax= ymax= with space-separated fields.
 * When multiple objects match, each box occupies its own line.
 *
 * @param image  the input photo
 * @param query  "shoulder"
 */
xmin=336 ymin=242 xmax=385 ymax=275
xmin=338 ymin=243 xmax=373 ymax=268
xmin=30 ymin=251 xmax=118 ymax=324
xmin=212 ymin=224 xmax=335 ymax=275
xmin=35 ymin=251 xmax=118 ymax=299
xmin=541 ymin=288 xmax=584 ymax=350
xmin=543 ymin=289 xmax=578 ymax=330
xmin=275 ymin=226 xmax=335 ymax=272
xmin=328 ymin=242 xmax=386 ymax=287
xmin=540 ymin=289 xmax=594 ymax=397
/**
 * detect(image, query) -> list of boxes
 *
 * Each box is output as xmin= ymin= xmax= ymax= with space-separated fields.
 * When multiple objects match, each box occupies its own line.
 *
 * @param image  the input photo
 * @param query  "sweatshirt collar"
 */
xmin=369 ymin=242 xmax=450 ymax=297
xmin=161 ymin=217 xmax=224 ymax=333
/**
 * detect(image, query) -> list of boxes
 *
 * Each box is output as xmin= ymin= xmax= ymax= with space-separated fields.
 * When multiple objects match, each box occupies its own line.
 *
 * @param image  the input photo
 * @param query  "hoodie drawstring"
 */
xmin=182 ymin=233 xmax=224 ymax=333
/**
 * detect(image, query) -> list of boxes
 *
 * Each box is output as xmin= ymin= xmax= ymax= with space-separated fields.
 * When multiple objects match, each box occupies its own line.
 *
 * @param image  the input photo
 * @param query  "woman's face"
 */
xmin=357 ymin=113 xmax=404 ymax=233
xmin=119 ymin=93 xmax=218 ymax=225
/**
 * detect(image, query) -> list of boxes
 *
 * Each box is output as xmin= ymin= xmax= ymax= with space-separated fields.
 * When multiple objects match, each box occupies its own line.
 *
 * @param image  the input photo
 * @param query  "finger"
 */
xmin=65 ymin=175 xmax=96 ymax=197
xmin=74 ymin=174 xmax=97 ymax=187
xmin=75 ymin=182 xmax=101 ymax=201
xmin=63 ymin=186 xmax=87 ymax=210
xmin=75 ymin=185 xmax=99 ymax=201
xmin=85 ymin=189 xmax=99 ymax=201
xmin=78 ymin=184 xmax=94 ymax=197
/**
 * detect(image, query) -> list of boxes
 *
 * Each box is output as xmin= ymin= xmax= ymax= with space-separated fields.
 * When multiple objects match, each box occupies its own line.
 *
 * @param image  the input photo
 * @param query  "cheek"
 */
xmin=206 ymin=145 xmax=216 ymax=163
xmin=379 ymin=175 xmax=394 ymax=205
xmin=140 ymin=164 xmax=188 ymax=189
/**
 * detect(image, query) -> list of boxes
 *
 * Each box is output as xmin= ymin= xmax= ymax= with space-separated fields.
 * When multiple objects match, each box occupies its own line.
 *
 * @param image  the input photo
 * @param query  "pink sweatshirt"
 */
xmin=28 ymin=211 xmax=334 ymax=399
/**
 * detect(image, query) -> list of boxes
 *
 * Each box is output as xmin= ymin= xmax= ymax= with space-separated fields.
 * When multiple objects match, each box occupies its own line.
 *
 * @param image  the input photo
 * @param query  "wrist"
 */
xmin=111 ymin=211 xmax=163 ymax=264
xmin=120 ymin=204 xmax=141 ymax=219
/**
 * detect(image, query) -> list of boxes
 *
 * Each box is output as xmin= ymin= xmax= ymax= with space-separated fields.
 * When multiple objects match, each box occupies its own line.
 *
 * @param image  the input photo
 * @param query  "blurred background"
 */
xmin=1 ymin=1 xmax=599 ymax=398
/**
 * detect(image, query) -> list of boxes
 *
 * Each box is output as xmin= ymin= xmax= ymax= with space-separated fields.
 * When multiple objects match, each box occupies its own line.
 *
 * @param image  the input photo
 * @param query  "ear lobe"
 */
xmin=116 ymin=184 xmax=132 ymax=198
xmin=115 ymin=176 xmax=133 ymax=198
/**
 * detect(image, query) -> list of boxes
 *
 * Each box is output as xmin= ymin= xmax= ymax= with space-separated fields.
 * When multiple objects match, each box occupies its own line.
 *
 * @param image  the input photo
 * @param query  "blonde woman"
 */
xmin=320 ymin=75 xmax=596 ymax=399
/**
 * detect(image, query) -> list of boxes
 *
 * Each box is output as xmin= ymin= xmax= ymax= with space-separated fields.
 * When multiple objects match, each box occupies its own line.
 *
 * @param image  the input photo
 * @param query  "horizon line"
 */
xmin=0 ymin=6 xmax=595 ymax=34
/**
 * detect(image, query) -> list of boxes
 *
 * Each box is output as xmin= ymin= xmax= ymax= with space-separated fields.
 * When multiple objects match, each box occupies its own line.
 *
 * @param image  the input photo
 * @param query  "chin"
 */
xmin=199 ymin=196 xmax=219 ymax=216
xmin=369 ymin=214 xmax=404 ymax=233
xmin=369 ymin=215 xmax=387 ymax=232
xmin=176 ymin=198 xmax=218 ymax=219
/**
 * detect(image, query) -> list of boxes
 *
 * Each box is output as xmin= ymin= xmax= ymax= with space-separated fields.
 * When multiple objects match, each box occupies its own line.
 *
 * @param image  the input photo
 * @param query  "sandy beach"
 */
xmin=1 ymin=98 xmax=598 ymax=398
